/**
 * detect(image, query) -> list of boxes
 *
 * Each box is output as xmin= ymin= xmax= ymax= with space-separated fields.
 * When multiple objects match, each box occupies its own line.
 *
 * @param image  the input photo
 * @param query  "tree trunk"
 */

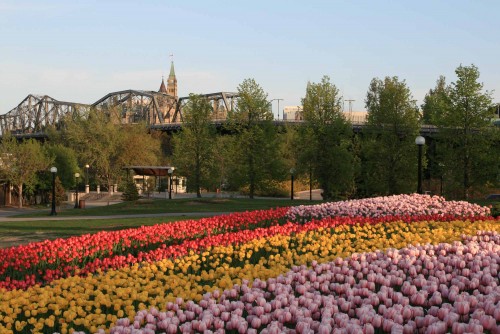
xmin=196 ymin=154 xmax=202 ymax=198
xmin=17 ymin=184 xmax=23 ymax=208
xmin=248 ymin=154 xmax=255 ymax=199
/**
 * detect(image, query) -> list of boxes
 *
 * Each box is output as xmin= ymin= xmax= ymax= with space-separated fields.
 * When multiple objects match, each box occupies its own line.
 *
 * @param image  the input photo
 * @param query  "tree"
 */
xmin=46 ymin=144 xmax=79 ymax=189
xmin=121 ymin=177 xmax=139 ymax=201
xmin=422 ymin=76 xmax=451 ymax=125
xmin=298 ymin=76 xmax=356 ymax=200
xmin=117 ymin=124 xmax=162 ymax=167
xmin=58 ymin=107 xmax=162 ymax=194
xmin=362 ymin=76 xmax=421 ymax=195
xmin=226 ymin=78 xmax=285 ymax=198
xmin=172 ymin=94 xmax=216 ymax=197
xmin=59 ymin=108 xmax=121 ymax=194
xmin=432 ymin=64 xmax=498 ymax=199
xmin=0 ymin=134 xmax=52 ymax=208
xmin=48 ymin=176 xmax=66 ymax=208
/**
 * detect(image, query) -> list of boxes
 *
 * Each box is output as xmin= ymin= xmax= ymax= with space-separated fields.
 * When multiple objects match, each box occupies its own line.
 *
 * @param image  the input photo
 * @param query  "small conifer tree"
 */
xmin=121 ymin=178 xmax=139 ymax=201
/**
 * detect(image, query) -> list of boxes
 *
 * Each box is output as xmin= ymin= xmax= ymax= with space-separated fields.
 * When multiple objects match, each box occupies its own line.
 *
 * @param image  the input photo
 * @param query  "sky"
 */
xmin=1 ymin=0 xmax=500 ymax=117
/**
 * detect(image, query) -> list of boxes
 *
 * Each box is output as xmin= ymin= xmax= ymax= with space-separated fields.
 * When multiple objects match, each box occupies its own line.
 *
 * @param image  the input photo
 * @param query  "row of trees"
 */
xmin=174 ymin=64 xmax=498 ymax=200
xmin=0 ymin=64 xmax=498 ymax=207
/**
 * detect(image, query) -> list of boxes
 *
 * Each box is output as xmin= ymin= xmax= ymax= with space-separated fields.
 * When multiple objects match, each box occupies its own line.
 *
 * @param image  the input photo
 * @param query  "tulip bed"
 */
xmin=0 ymin=194 xmax=498 ymax=334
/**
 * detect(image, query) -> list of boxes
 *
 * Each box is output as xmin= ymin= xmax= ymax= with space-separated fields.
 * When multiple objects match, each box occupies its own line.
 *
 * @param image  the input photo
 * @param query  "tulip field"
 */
xmin=0 ymin=194 xmax=499 ymax=333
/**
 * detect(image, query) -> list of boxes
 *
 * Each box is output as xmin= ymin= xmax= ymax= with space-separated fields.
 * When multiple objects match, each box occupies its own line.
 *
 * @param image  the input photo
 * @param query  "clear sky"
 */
xmin=1 ymin=0 xmax=499 ymax=117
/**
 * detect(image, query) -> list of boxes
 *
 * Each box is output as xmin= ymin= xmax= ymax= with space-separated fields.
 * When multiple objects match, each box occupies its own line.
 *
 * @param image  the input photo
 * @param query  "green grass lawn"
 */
xmin=0 ymin=216 xmax=196 ymax=248
xmin=14 ymin=197 xmax=319 ymax=217
xmin=0 ymin=198 xmax=321 ymax=248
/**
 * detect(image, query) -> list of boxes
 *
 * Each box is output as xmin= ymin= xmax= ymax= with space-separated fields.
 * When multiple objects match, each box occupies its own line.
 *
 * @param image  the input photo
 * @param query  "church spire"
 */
xmin=169 ymin=61 xmax=176 ymax=78
xmin=158 ymin=75 xmax=167 ymax=93
xmin=167 ymin=56 xmax=177 ymax=97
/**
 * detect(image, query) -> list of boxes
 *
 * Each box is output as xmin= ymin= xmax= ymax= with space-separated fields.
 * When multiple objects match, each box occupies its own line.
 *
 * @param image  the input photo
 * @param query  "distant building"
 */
xmin=283 ymin=106 xmax=302 ymax=121
xmin=282 ymin=106 xmax=367 ymax=123
xmin=345 ymin=111 xmax=367 ymax=123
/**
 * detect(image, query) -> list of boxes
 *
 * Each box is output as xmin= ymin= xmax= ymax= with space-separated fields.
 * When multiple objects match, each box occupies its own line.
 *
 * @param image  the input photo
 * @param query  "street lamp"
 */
xmin=167 ymin=167 xmax=174 ymax=199
xmin=439 ymin=162 xmax=445 ymax=196
xmin=85 ymin=164 xmax=90 ymax=193
xmin=50 ymin=167 xmax=57 ymax=216
xmin=290 ymin=168 xmax=296 ymax=200
xmin=415 ymin=135 xmax=425 ymax=194
xmin=270 ymin=98 xmax=283 ymax=120
xmin=74 ymin=172 xmax=80 ymax=208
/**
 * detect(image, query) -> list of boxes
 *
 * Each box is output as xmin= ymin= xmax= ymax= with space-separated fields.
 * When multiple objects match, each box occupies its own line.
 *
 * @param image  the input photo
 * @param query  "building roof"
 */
xmin=158 ymin=77 xmax=167 ymax=93
xmin=123 ymin=166 xmax=175 ymax=177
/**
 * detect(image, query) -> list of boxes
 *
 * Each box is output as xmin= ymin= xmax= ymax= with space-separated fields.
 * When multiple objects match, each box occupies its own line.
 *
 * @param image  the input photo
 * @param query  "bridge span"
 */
xmin=0 ymin=90 xmax=441 ymax=138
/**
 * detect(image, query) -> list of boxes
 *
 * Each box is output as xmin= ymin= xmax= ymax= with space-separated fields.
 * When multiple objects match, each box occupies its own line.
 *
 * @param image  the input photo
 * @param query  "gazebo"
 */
xmin=123 ymin=166 xmax=178 ymax=195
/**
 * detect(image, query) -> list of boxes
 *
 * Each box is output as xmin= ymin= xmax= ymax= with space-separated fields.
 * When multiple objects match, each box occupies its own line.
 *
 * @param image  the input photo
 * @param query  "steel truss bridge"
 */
xmin=0 ymin=90 xmax=239 ymax=137
xmin=0 ymin=90 xmax=445 ymax=138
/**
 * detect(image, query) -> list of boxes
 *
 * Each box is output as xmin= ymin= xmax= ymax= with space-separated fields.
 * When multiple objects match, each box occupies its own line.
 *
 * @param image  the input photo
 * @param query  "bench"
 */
xmin=486 ymin=194 xmax=500 ymax=200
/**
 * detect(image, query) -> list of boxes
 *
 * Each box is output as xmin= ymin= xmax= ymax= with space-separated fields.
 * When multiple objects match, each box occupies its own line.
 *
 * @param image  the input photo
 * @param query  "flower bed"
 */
xmin=0 ymin=208 xmax=288 ymax=290
xmin=0 ymin=195 xmax=498 ymax=333
xmin=108 ymin=232 xmax=500 ymax=334
xmin=1 ymin=217 xmax=499 ymax=333
xmin=286 ymin=194 xmax=490 ymax=223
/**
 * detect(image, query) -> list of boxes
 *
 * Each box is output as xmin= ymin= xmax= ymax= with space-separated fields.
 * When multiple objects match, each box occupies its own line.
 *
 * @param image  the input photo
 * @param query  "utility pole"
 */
xmin=345 ymin=99 xmax=355 ymax=113
xmin=345 ymin=99 xmax=355 ymax=121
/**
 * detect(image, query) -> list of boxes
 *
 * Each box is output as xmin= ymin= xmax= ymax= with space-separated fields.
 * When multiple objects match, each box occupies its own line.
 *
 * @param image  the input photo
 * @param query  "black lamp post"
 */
xmin=439 ymin=162 xmax=444 ymax=196
xmin=309 ymin=166 xmax=312 ymax=201
xmin=74 ymin=172 xmax=80 ymax=209
xmin=50 ymin=167 xmax=57 ymax=216
xmin=415 ymin=136 xmax=425 ymax=194
xmin=290 ymin=168 xmax=296 ymax=200
xmin=167 ymin=167 xmax=174 ymax=199
xmin=85 ymin=164 xmax=90 ymax=193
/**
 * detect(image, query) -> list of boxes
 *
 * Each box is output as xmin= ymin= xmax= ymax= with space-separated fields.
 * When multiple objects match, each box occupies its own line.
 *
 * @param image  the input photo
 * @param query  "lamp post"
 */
xmin=309 ymin=165 xmax=313 ymax=201
xmin=270 ymin=98 xmax=283 ymax=120
xmin=439 ymin=162 xmax=444 ymax=196
xmin=415 ymin=136 xmax=425 ymax=194
xmin=85 ymin=164 xmax=90 ymax=193
xmin=50 ymin=167 xmax=57 ymax=216
xmin=290 ymin=168 xmax=296 ymax=200
xmin=74 ymin=172 xmax=80 ymax=209
xmin=167 ymin=167 xmax=174 ymax=199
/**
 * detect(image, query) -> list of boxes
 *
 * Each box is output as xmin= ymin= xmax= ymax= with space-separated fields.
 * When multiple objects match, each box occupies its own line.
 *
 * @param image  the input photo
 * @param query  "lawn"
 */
xmin=14 ymin=197 xmax=319 ymax=217
xmin=0 ymin=216 xmax=191 ymax=249
xmin=0 ymin=198 xmax=320 ymax=248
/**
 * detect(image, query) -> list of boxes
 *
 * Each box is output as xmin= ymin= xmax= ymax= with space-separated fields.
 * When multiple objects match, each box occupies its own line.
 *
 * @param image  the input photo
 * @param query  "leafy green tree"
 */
xmin=422 ymin=76 xmax=451 ymax=124
xmin=172 ymin=94 xmax=216 ymax=197
xmin=432 ymin=64 xmax=498 ymax=199
xmin=117 ymin=124 xmax=162 ymax=167
xmin=46 ymin=144 xmax=79 ymax=189
xmin=298 ymin=76 xmax=356 ymax=200
xmin=60 ymin=108 xmax=121 ymax=194
xmin=362 ymin=76 xmax=421 ymax=195
xmin=58 ymin=107 xmax=162 ymax=194
xmin=0 ymin=134 xmax=52 ymax=208
xmin=226 ymin=78 xmax=285 ymax=198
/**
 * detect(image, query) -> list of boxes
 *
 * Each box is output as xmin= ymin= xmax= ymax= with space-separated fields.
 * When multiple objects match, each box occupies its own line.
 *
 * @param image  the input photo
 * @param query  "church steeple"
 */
xmin=167 ymin=61 xmax=177 ymax=97
xmin=169 ymin=61 xmax=176 ymax=78
xmin=158 ymin=76 xmax=167 ymax=93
